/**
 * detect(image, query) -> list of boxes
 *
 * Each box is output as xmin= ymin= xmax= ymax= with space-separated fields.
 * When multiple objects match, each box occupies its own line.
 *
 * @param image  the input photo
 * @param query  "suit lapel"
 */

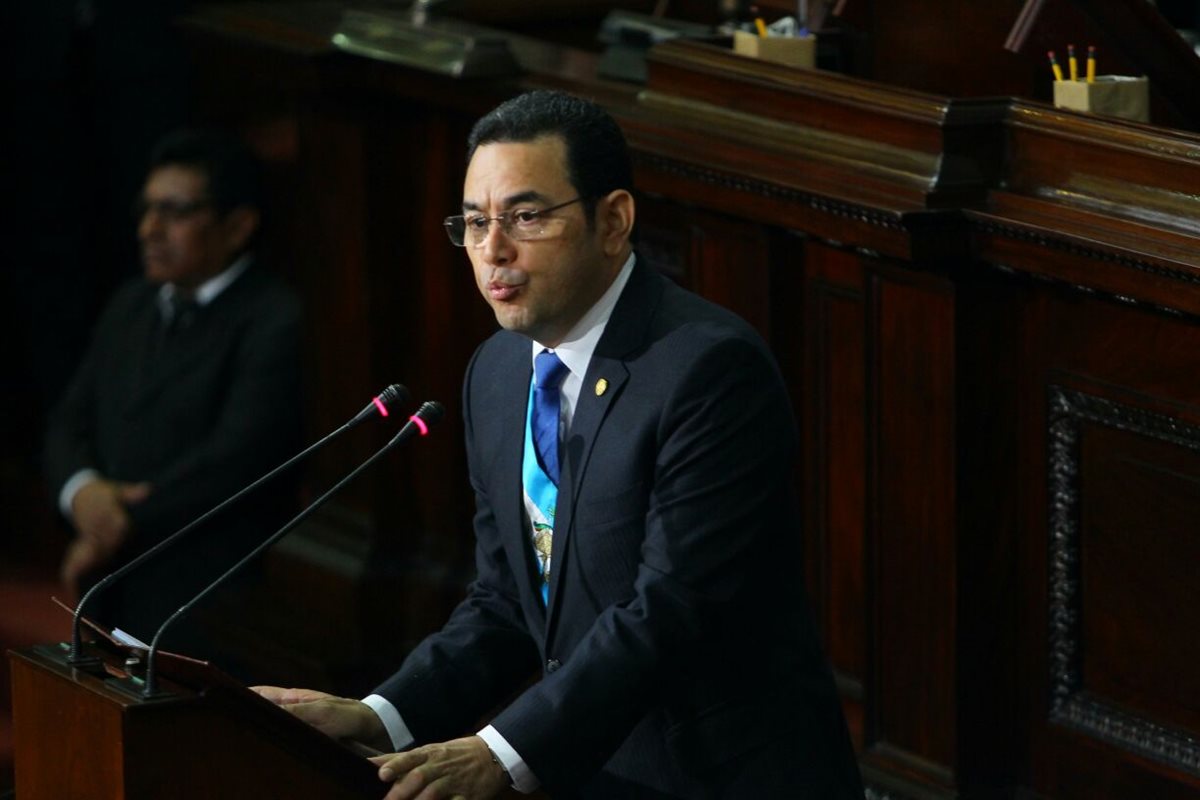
xmin=544 ymin=260 xmax=664 ymax=633
xmin=545 ymin=357 xmax=628 ymax=615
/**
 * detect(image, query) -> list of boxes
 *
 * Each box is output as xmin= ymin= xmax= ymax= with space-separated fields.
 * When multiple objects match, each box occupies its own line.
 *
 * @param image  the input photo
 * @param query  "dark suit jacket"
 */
xmin=375 ymin=261 xmax=861 ymax=798
xmin=43 ymin=264 xmax=303 ymax=646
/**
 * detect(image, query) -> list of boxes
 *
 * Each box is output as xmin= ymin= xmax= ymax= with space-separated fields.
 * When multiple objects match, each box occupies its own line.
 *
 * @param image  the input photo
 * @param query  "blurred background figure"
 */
xmin=42 ymin=128 xmax=304 ymax=656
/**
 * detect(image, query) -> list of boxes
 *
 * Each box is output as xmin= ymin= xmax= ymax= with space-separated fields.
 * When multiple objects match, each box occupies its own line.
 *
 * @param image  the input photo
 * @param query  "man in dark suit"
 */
xmin=43 ymin=129 xmax=303 ymax=651
xmin=257 ymin=90 xmax=861 ymax=799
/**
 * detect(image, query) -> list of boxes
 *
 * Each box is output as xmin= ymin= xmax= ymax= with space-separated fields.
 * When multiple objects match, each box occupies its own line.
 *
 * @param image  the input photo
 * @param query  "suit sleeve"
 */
xmin=42 ymin=288 xmax=133 ymax=501
xmin=489 ymin=333 xmax=797 ymax=791
xmin=371 ymin=345 xmax=542 ymax=742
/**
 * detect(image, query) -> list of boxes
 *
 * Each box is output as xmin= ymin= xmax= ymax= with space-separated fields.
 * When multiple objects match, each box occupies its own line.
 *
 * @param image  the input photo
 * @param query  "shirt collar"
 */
xmin=530 ymin=252 xmax=636 ymax=378
xmin=159 ymin=254 xmax=252 ymax=310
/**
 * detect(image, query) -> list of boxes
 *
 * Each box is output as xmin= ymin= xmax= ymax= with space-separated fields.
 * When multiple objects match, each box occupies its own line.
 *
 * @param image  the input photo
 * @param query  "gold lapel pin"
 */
xmin=595 ymin=378 xmax=608 ymax=397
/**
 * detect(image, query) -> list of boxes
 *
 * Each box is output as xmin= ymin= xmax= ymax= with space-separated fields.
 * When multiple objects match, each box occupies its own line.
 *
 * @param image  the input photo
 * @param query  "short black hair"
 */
xmin=466 ymin=90 xmax=633 ymax=221
xmin=147 ymin=128 xmax=264 ymax=216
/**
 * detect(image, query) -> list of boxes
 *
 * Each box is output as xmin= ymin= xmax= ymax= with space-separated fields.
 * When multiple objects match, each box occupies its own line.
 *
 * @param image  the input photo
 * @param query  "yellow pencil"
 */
xmin=1047 ymin=51 xmax=1064 ymax=82
xmin=1086 ymin=45 xmax=1096 ymax=82
xmin=754 ymin=17 xmax=768 ymax=37
xmin=1067 ymin=44 xmax=1078 ymax=81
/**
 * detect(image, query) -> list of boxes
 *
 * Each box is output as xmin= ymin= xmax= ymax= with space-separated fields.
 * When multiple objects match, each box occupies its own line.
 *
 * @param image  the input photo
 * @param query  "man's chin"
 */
xmin=492 ymin=305 xmax=529 ymax=333
xmin=141 ymin=262 xmax=175 ymax=285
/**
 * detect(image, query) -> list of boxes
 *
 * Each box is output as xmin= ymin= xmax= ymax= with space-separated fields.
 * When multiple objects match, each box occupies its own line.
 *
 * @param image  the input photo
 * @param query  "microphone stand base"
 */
xmin=39 ymin=642 xmax=108 ymax=676
xmin=65 ymin=656 xmax=106 ymax=672
xmin=102 ymin=674 xmax=177 ymax=702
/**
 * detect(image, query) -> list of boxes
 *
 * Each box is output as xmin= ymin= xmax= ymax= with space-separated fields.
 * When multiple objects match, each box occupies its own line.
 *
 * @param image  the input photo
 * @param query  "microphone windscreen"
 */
xmin=378 ymin=383 xmax=411 ymax=410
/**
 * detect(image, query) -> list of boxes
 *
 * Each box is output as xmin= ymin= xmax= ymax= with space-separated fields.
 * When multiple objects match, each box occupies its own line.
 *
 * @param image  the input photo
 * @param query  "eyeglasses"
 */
xmin=443 ymin=197 xmax=585 ymax=248
xmin=133 ymin=197 xmax=214 ymax=223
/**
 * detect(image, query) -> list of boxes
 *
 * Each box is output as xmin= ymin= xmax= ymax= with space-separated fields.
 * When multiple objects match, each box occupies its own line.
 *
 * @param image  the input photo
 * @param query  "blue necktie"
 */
xmin=532 ymin=350 xmax=569 ymax=485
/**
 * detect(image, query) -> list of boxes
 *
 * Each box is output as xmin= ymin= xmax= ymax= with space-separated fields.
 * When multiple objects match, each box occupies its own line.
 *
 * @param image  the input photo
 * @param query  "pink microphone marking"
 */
xmin=410 ymin=414 xmax=430 ymax=436
xmin=373 ymin=397 xmax=389 ymax=417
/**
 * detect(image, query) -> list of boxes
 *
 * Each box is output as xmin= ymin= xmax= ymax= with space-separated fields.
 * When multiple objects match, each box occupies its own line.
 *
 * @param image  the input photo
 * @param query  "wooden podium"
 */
xmin=7 ymin=642 xmax=384 ymax=798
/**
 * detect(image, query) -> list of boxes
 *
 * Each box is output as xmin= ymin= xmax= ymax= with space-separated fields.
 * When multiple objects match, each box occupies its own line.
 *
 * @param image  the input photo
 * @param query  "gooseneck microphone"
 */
xmin=347 ymin=383 xmax=407 ymax=427
xmin=141 ymin=401 xmax=445 ymax=697
xmin=67 ymin=384 xmax=411 ymax=665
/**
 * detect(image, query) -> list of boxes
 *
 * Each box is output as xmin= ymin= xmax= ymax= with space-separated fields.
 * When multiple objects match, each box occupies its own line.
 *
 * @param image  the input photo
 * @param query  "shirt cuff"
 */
xmin=60 ymin=469 xmax=101 ymax=519
xmin=477 ymin=724 xmax=540 ymax=794
xmin=360 ymin=694 xmax=415 ymax=751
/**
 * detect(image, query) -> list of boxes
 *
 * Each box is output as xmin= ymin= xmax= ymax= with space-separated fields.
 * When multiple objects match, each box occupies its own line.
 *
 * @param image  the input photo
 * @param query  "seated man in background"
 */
xmin=43 ymin=129 xmax=304 ymax=653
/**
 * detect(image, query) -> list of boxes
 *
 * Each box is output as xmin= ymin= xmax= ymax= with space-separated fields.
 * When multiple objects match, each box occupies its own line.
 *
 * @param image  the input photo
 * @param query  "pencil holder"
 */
xmin=733 ymin=30 xmax=815 ymax=69
xmin=1053 ymin=76 xmax=1149 ymax=123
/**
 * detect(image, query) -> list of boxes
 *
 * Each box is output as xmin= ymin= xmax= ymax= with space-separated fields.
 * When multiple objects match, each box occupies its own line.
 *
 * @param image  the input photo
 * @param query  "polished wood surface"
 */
xmin=8 ymin=645 xmax=382 ymax=799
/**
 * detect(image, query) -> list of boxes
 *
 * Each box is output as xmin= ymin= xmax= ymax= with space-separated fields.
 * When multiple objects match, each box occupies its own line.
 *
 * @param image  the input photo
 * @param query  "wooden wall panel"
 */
xmin=803 ymin=242 xmax=869 ymax=747
xmin=687 ymin=210 xmax=773 ymax=339
xmin=1023 ymin=291 xmax=1200 ymax=799
xmin=1080 ymin=424 xmax=1200 ymax=733
xmin=868 ymin=264 xmax=958 ymax=790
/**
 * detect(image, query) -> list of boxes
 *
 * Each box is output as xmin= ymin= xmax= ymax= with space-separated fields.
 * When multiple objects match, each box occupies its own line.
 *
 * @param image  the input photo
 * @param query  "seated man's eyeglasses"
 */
xmin=132 ymin=198 xmax=214 ymax=223
xmin=443 ymin=197 xmax=584 ymax=248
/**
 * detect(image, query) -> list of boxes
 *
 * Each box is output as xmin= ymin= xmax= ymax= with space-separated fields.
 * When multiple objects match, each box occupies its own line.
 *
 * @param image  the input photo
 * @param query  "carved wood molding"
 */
xmin=634 ymin=151 xmax=906 ymax=232
xmin=1046 ymin=386 xmax=1200 ymax=775
xmin=972 ymin=215 xmax=1200 ymax=321
xmin=975 ymin=218 xmax=1200 ymax=289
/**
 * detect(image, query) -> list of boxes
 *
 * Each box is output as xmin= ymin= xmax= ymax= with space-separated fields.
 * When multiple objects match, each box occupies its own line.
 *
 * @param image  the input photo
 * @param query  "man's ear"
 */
xmin=598 ymin=190 xmax=635 ymax=258
xmin=222 ymin=206 xmax=261 ymax=253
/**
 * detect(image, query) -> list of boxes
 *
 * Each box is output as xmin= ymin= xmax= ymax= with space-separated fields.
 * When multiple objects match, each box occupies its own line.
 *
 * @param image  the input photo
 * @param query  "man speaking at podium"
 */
xmin=257 ymin=90 xmax=862 ymax=799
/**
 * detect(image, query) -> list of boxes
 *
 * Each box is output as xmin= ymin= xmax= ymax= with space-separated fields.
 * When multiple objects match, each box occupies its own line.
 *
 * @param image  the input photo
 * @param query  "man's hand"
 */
xmin=370 ymin=736 xmax=509 ymax=800
xmin=250 ymin=686 xmax=392 ymax=752
xmin=70 ymin=479 xmax=151 ymax=554
xmin=60 ymin=538 xmax=107 ymax=598
xmin=62 ymin=479 xmax=152 ymax=596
